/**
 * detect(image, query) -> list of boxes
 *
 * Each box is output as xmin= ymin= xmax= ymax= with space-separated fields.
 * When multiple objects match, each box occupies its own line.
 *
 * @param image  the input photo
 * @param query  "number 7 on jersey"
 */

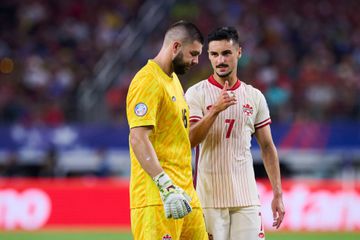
xmin=225 ymin=118 xmax=235 ymax=138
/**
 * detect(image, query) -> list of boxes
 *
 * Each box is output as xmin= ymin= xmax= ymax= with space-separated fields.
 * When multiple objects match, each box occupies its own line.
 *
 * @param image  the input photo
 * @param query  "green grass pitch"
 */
xmin=0 ymin=231 xmax=359 ymax=240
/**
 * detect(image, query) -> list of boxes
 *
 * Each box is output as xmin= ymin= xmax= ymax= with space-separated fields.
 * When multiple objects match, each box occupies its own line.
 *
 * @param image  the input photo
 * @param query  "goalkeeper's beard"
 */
xmin=173 ymin=52 xmax=190 ymax=75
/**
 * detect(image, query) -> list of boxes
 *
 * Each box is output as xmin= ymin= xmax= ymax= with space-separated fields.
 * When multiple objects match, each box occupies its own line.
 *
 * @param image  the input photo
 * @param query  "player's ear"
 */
xmin=173 ymin=41 xmax=182 ymax=55
xmin=238 ymin=47 xmax=242 ymax=59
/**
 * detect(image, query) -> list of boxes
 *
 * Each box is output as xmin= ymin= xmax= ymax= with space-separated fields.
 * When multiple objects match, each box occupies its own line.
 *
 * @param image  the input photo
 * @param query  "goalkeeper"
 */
xmin=126 ymin=21 xmax=208 ymax=239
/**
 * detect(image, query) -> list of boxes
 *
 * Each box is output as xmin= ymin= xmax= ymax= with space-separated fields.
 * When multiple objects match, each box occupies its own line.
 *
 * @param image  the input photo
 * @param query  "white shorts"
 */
xmin=203 ymin=205 xmax=265 ymax=240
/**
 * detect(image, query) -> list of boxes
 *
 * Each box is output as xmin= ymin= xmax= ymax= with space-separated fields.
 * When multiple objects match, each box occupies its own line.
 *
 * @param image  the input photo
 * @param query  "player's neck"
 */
xmin=213 ymin=73 xmax=238 ymax=88
xmin=153 ymin=52 xmax=173 ymax=77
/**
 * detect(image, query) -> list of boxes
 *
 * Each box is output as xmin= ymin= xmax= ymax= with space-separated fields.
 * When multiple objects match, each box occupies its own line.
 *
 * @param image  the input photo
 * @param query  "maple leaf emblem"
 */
xmin=242 ymin=103 xmax=253 ymax=116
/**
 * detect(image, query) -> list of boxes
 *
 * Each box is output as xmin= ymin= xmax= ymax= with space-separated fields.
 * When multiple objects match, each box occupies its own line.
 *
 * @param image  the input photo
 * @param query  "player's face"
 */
xmin=173 ymin=41 xmax=202 ymax=75
xmin=208 ymin=39 xmax=241 ymax=78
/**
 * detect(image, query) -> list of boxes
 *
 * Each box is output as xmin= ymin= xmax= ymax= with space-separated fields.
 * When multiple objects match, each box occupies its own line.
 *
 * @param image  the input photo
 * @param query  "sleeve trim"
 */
xmin=190 ymin=116 xmax=202 ymax=120
xmin=129 ymin=120 xmax=155 ymax=129
xmin=255 ymin=117 xmax=271 ymax=127
xmin=255 ymin=120 xmax=272 ymax=130
xmin=190 ymin=119 xmax=200 ymax=123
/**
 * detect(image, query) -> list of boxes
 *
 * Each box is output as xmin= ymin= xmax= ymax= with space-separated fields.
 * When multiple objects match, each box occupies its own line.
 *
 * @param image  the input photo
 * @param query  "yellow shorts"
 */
xmin=131 ymin=205 xmax=208 ymax=240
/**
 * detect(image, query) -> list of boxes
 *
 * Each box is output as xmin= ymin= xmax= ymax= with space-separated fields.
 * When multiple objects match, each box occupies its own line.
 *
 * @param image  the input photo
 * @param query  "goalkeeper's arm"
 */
xmin=129 ymin=126 xmax=192 ymax=219
xmin=129 ymin=126 xmax=163 ymax=178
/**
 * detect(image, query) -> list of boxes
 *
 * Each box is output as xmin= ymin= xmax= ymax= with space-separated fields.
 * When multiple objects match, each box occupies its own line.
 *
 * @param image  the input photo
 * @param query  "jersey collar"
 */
xmin=208 ymin=75 xmax=241 ymax=90
xmin=148 ymin=60 xmax=175 ymax=81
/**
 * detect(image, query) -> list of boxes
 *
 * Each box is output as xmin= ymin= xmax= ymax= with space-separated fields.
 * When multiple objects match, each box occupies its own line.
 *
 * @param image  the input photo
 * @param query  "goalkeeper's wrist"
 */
xmin=153 ymin=171 xmax=173 ymax=190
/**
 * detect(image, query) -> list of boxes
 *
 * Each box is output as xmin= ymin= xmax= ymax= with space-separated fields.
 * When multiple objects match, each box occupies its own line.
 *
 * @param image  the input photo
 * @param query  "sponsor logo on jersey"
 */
xmin=134 ymin=103 xmax=147 ymax=117
xmin=162 ymin=234 xmax=172 ymax=240
xmin=243 ymin=103 xmax=253 ymax=116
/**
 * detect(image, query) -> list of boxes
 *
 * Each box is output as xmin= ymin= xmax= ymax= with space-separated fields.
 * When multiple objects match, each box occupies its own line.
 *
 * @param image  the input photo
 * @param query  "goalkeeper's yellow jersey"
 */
xmin=126 ymin=60 xmax=201 ymax=209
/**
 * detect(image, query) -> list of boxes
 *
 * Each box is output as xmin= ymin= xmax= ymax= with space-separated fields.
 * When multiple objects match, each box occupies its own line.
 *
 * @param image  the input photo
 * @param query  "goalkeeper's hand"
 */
xmin=153 ymin=171 xmax=192 ymax=219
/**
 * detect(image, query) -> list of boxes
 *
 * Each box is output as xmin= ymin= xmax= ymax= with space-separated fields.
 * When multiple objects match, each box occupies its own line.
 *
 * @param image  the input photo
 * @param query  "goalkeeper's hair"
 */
xmin=207 ymin=26 xmax=240 ymax=46
xmin=164 ymin=20 xmax=204 ymax=45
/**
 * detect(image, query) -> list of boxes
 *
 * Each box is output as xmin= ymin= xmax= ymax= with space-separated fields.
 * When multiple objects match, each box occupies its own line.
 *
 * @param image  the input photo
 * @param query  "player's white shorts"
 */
xmin=203 ymin=205 xmax=265 ymax=240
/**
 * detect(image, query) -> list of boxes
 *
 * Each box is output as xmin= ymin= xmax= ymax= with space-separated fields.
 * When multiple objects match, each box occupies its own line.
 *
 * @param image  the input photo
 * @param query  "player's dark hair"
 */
xmin=167 ymin=20 xmax=204 ymax=44
xmin=207 ymin=26 xmax=240 ymax=45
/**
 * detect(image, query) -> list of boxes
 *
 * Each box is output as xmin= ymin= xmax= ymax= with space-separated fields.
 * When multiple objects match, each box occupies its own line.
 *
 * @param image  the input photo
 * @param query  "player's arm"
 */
xmin=129 ymin=126 xmax=162 ymax=177
xmin=129 ymin=126 xmax=192 ymax=219
xmin=189 ymin=107 xmax=219 ymax=148
xmin=254 ymin=125 xmax=285 ymax=229
xmin=189 ymin=81 xmax=236 ymax=148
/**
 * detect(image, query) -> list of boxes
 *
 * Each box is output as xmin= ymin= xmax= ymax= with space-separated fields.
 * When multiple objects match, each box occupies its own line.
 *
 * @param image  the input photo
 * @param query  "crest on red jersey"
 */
xmin=242 ymin=103 xmax=253 ymax=116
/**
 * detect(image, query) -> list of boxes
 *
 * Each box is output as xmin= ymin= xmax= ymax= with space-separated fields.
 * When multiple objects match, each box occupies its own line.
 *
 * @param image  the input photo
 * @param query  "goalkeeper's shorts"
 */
xmin=131 ymin=205 xmax=208 ymax=240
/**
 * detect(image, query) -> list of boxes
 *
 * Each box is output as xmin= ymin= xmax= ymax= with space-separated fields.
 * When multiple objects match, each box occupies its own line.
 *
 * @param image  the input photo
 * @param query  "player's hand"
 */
xmin=271 ymin=194 xmax=285 ymax=229
xmin=153 ymin=172 xmax=192 ymax=219
xmin=211 ymin=81 xmax=237 ymax=114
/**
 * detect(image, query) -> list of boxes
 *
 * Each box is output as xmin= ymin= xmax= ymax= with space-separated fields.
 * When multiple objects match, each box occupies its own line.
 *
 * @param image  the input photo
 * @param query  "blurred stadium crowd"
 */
xmin=1 ymin=0 xmax=359 ymax=126
xmin=0 ymin=0 xmax=359 ymax=177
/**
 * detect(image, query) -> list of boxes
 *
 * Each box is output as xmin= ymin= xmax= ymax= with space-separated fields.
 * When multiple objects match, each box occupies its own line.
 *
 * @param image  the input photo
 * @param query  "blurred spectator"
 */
xmin=105 ymin=84 xmax=128 ymax=122
xmin=1 ymin=151 xmax=19 ymax=177
xmin=95 ymin=148 xmax=112 ymax=177
xmin=38 ymin=148 xmax=58 ymax=177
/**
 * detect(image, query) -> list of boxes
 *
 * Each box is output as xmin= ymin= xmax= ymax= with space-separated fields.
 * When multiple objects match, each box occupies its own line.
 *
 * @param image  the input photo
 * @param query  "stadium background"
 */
xmin=0 ymin=0 xmax=359 ymax=239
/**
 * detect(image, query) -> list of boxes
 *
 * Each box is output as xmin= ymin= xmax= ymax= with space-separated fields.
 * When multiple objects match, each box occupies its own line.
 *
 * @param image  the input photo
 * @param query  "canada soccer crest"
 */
xmin=242 ymin=103 xmax=253 ymax=116
xmin=162 ymin=234 xmax=172 ymax=240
